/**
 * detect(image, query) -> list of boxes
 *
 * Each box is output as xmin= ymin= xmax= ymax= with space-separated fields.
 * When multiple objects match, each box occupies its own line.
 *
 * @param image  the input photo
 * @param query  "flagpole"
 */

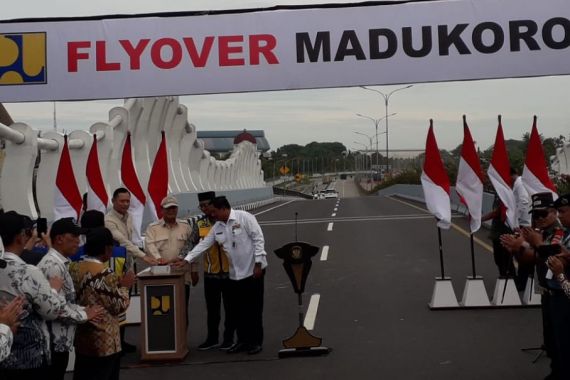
xmin=470 ymin=233 xmax=476 ymax=278
xmin=437 ymin=225 xmax=445 ymax=279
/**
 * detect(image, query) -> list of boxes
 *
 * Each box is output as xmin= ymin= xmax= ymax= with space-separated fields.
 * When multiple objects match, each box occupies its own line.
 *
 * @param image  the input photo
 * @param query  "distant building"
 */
xmin=197 ymin=130 xmax=270 ymax=158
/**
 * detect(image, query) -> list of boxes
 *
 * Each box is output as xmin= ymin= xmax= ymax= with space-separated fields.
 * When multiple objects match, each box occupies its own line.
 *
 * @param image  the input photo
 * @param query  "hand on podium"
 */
xmin=142 ymin=255 xmax=159 ymax=266
xmin=170 ymin=257 xmax=190 ymax=271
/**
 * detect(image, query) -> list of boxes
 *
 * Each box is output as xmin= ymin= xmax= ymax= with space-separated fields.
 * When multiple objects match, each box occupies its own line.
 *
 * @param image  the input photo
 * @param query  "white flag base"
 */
xmin=521 ymin=277 xmax=541 ymax=305
xmin=491 ymin=278 xmax=522 ymax=306
xmin=461 ymin=276 xmax=491 ymax=307
xmin=429 ymin=277 xmax=459 ymax=309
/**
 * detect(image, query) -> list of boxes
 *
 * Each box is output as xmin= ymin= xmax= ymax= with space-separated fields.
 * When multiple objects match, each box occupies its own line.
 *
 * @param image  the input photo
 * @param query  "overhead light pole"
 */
xmin=360 ymin=84 xmax=413 ymax=176
xmin=356 ymin=112 xmax=396 ymax=171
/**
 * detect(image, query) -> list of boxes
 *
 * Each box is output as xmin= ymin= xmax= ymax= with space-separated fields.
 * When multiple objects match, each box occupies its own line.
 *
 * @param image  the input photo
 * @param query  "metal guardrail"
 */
xmin=376 ymin=184 xmax=495 ymax=222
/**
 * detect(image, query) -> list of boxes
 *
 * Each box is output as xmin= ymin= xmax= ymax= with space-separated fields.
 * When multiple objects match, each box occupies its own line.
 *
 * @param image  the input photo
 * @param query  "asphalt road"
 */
xmin=76 ymin=180 xmax=550 ymax=380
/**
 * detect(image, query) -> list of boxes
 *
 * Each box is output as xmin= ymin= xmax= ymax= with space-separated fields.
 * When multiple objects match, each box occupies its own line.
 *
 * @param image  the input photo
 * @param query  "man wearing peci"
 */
xmin=187 ymin=191 xmax=235 ymax=351
xmin=176 ymin=196 xmax=267 ymax=355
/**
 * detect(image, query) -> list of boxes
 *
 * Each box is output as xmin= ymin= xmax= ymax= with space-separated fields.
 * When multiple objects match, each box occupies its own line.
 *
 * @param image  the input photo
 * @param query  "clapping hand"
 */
xmin=85 ymin=305 xmax=105 ymax=324
xmin=0 ymin=296 xmax=25 ymax=333
xmin=49 ymin=276 xmax=64 ymax=292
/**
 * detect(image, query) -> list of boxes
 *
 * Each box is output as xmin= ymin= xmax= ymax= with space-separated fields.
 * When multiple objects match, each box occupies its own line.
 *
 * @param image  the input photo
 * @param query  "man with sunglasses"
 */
xmin=185 ymin=192 xmax=235 ymax=351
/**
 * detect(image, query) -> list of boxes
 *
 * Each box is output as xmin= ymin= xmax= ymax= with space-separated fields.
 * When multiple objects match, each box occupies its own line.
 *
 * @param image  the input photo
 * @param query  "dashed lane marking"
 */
xmin=327 ymin=222 xmax=334 ymax=231
xmin=304 ymin=294 xmax=321 ymax=330
xmin=320 ymin=246 xmax=329 ymax=261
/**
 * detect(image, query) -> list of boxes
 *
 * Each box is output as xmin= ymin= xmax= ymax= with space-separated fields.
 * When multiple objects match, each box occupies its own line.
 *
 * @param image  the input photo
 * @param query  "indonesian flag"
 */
xmin=522 ymin=116 xmax=558 ymax=200
xmin=54 ymin=135 xmax=83 ymax=221
xmin=487 ymin=116 xmax=517 ymax=229
xmin=456 ymin=115 xmax=484 ymax=233
xmin=121 ymin=132 xmax=146 ymax=246
xmin=148 ymin=131 xmax=168 ymax=221
xmin=86 ymin=134 xmax=108 ymax=213
xmin=421 ymin=120 xmax=451 ymax=229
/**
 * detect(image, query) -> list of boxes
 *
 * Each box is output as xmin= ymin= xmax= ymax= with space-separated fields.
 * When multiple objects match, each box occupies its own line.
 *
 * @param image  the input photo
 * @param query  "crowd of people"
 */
xmin=0 ymin=188 xmax=268 ymax=379
xmin=498 ymin=191 xmax=570 ymax=380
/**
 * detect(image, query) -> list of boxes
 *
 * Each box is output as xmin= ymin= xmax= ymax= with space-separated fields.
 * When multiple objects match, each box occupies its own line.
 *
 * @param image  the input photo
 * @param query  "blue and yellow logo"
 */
xmin=0 ymin=32 xmax=47 ymax=85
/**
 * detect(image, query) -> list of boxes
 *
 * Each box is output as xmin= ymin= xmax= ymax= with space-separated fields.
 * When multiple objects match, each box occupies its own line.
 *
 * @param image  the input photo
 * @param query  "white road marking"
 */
xmin=327 ymin=222 xmax=334 ymax=231
xmin=304 ymin=294 xmax=321 ymax=330
xmin=334 ymin=208 xmax=338 ymax=211
xmin=320 ymin=246 xmax=329 ymax=261
xmin=259 ymin=213 xmax=440 ymax=226
xmin=253 ymin=200 xmax=295 ymax=216
xmin=331 ymin=213 xmax=336 ymax=217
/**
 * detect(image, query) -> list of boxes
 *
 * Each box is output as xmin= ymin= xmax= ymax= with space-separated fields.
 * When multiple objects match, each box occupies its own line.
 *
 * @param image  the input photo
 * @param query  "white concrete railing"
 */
xmin=0 ymin=96 xmax=266 ymax=220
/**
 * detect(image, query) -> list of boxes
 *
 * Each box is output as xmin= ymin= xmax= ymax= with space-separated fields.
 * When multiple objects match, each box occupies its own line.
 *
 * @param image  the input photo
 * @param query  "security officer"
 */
xmin=187 ymin=191 xmax=235 ymax=351
xmin=501 ymin=192 xmax=565 ymax=379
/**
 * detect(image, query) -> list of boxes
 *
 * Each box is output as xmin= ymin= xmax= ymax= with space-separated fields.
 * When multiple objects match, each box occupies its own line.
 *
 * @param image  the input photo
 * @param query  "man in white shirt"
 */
xmin=0 ymin=211 xmax=70 ymax=379
xmin=511 ymin=168 xmax=533 ymax=290
xmin=511 ymin=168 xmax=531 ymax=227
xmin=176 ymin=196 xmax=267 ymax=355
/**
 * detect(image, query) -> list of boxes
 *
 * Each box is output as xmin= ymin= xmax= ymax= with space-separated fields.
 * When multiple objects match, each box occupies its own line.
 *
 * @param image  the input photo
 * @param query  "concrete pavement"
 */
xmin=70 ymin=190 xmax=549 ymax=380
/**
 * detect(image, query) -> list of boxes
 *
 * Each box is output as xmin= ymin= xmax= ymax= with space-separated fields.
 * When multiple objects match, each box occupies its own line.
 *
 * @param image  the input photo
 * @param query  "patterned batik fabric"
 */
xmin=0 ymin=252 xmax=67 ymax=369
xmin=37 ymin=249 xmax=88 ymax=353
xmin=70 ymin=259 xmax=130 ymax=357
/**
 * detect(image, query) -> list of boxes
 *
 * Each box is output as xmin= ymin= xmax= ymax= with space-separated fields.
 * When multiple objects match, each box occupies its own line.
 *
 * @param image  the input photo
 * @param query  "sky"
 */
xmin=2 ymin=0 xmax=570 ymax=156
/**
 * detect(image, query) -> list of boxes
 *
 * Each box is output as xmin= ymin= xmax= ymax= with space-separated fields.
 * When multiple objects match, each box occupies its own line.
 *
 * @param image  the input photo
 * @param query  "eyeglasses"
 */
xmin=532 ymin=210 xmax=550 ymax=219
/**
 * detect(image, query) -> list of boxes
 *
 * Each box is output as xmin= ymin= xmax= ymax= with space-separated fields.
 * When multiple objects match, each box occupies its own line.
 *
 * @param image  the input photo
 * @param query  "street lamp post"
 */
xmin=356 ymin=112 xmax=396 ymax=171
xmin=360 ymin=85 xmax=413 ymax=176
xmin=353 ymin=141 xmax=369 ymax=171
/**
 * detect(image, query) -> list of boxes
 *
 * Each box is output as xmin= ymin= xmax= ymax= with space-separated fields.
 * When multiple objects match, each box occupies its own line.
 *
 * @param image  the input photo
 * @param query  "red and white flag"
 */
xmin=487 ymin=116 xmax=517 ymax=229
xmin=148 ymin=131 xmax=169 ymax=221
xmin=522 ymin=116 xmax=558 ymax=200
xmin=54 ymin=135 xmax=83 ymax=221
xmin=121 ymin=132 xmax=146 ymax=246
xmin=456 ymin=116 xmax=484 ymax=233
xmin=421 ymin=120 xmax=451 ymax=229
xmin=86 ymin=134 xmax=108 ymax=213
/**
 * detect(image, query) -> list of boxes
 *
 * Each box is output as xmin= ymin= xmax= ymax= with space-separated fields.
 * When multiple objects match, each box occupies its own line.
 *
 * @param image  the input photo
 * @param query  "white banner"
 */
xmin=1 ymin=0 xmax=570 ymax=102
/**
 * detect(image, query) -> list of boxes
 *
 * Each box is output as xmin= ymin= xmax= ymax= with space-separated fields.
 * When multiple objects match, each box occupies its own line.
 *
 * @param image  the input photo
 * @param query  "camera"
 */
xmin=537 ymin=244 xmax=561 ymax=260
xmin=36 ymin=218 xmax=47 ymax=236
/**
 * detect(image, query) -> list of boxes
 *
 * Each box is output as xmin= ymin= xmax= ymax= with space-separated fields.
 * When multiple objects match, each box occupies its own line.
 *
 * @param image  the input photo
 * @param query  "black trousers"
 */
xmin=543 ymin=291 xmax=570 ymax=379
xmin=229 ymin=272 xmax=265 ymax=346
xmin=0 ymin=366 xmax=46 ymax=380
xmin=48 ymin=351 xmax=69 ymax=380
xmin=73 ymin=352 xmax=121 ymax=380
xmin=204 ymin=276 xmax=235 ymax=343
xmin=492 ymin=238 xmax=515 ymax=278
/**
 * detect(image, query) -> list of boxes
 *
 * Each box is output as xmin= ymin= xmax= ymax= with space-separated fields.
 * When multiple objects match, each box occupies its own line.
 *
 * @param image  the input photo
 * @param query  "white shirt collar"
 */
xmin=2 ymin=251 xmax=25 ymax=264
xmin=48 ymin=248 xmax=70 ymax=265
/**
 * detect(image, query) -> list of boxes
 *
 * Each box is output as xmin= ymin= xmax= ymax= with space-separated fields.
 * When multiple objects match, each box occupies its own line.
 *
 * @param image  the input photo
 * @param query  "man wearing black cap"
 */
xmin=544 ymin=193 xmax=570 ymax=380
xmin=186 ymin=191 xmax=235 ymax=350
xmin=37 ymin=218 xmax=104 ymax=380
xmin=501 ymin=192 xmax=566 ymax=380
xmin=0 ymin=211 xmax=68 ymax=379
